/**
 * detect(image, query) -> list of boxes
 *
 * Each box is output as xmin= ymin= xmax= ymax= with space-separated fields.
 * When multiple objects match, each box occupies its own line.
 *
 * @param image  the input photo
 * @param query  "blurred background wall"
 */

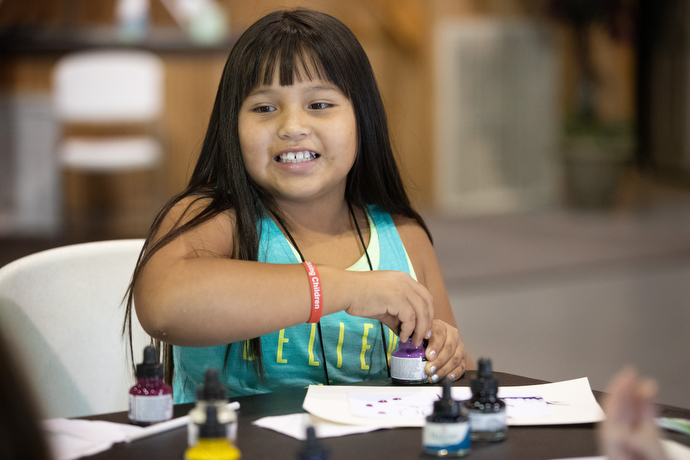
xmin=1 ymin=0 xmax=689 ymax=407
xmin=1 ymin=0 xmax=656 ymax=238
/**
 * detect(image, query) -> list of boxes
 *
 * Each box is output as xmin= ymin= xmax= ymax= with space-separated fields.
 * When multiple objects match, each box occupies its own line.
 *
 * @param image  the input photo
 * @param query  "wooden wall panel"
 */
xmin=161 ymin=56 xmax=227 ymax=196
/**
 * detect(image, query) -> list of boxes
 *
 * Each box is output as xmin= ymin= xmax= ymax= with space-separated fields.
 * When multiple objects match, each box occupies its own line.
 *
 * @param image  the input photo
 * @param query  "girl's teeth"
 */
xmin=279 ymin=151 xmax=315 ymax=163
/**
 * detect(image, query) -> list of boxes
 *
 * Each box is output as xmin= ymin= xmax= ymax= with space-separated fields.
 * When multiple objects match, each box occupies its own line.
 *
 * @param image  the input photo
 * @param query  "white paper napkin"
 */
xmin=42 ymin=418 xmax=143 ymax=460
xmin=550 ymin=439 xmax=690 ymax=460
xmin=252 ymin=413 xmax=387 ymax=440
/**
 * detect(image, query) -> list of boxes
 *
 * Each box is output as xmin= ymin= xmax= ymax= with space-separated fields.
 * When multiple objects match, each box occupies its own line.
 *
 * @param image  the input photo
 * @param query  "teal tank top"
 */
xmin=172 ymin=205 xmax=410 ymax=401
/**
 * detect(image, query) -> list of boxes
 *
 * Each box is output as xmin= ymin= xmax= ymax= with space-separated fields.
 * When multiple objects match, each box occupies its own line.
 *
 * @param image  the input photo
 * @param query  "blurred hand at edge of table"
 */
xmin=600 ymin=367 xmax=669 ymax=460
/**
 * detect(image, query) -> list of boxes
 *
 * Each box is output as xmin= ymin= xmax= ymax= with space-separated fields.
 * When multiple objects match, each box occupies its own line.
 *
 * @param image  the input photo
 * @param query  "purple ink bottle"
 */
xmin=390 ymin=338 xmax=428 ymax=385
xmin=128 ymin=345 xmax=173 ymax=426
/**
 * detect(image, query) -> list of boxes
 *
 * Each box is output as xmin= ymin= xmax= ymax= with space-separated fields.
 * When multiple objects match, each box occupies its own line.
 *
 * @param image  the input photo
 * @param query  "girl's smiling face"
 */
xmin=238 ymin=73 xmax=357 ymax=206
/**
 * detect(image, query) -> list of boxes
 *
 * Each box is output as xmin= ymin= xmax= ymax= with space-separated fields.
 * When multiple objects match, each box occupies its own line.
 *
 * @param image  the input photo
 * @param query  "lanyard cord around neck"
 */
xmin=274 ymin=203 xmax=391 ymax=385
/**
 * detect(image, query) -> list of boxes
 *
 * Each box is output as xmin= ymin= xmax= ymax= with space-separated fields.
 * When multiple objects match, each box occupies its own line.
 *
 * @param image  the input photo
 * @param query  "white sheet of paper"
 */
xmin=662 ymin=439 xmax=690 ymax=460
xmin=499 ymin=388 xmax=552 ymax=419
xmin=347 ymin=387 xmax=551 ymax=420
xmin=348 ymin=391 xmax=440 ymax=419
xmin=302 ymin=377 xmax=604 ymax=428
xmin=549 ymin=457 xmax=606 ymax=460
xmin=252 ymin=413 xmax=385 ymax=440
xmin=549 ymin=438 xmax=690 ymax=460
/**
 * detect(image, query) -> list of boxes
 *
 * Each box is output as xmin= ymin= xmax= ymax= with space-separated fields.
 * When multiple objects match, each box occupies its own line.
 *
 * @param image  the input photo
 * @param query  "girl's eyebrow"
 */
xmin=304 ymin=84 xmax=340 ymax=93
xmin=246 ymin=84 xmax=340 ymax=98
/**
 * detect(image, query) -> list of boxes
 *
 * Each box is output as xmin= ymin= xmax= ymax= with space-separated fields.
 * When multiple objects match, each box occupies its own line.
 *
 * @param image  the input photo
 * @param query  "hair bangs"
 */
xmin=238 ymin=22 xmax=350 ymax=101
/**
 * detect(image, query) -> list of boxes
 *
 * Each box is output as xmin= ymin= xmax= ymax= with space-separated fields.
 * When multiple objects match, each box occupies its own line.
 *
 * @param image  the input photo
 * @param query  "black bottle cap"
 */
xmin=297 ymin=426 xmax=330 ymax=460
xmin=136 ymin=346 xmax=164 ymax=379
xmin=433 ymin=377 xmax=460 ymax=417
xmin=470 ymin=357 xmax=499 ymax=398
xmin=197 ymin=369 xmax=227 ymax=401
xmin=199 ymin=405 xmax=226 ymax=439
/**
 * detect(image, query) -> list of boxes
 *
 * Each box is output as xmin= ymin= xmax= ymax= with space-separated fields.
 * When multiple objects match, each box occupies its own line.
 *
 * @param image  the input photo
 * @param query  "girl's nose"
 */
xmin=277 ymin=107 xmax=310 ymax=140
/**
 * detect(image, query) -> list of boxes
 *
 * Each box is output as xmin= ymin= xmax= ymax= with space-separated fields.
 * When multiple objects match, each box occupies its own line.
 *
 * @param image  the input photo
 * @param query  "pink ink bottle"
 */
xmin=390 ymin=338 xmax=428 ymax=385
xmin=128 ymin=346 xmax=173 ymax=426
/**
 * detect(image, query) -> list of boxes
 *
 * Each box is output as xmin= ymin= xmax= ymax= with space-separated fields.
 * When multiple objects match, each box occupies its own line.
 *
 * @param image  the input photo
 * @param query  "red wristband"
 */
xmin=302 ymin=261 xmax=322 ymax=323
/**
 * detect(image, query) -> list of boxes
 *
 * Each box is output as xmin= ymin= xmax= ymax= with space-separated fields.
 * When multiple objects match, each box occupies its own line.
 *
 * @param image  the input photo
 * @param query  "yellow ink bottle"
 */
xmin=184 ymin=405 xmax=241 ymax=460
xmin=187 ymin=369 xmax=237 ymax=446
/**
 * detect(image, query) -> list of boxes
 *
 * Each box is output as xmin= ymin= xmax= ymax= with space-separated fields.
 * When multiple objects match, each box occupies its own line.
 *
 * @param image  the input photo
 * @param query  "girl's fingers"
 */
xmin=424 ymin=320 xmax=465 ymax=383
xmin=409 ymin=290 xmax=433 ymax=346
xmin=395 ymin=279 xmax=433 ymax=345
xmin=427 ymin=348 xmax=465 ymax=383
xmin=344 ymin=270 xmax=434 ymax=345
xmin=397 ymin=313 xmax=415 ymax=344
xmin=425 ymin=320 xmax=448 ymax=362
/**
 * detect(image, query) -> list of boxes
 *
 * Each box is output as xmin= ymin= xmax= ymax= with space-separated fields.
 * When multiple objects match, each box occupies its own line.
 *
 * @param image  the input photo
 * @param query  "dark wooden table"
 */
xmin=84 ymin=372 xmax=690 ymax=459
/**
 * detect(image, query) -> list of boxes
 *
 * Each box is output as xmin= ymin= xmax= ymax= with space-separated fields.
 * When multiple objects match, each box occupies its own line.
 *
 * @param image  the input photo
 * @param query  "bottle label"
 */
xmin=129 ymin=394 xmax=173 ymax=422
xmin=468 ymin=410 xmax=507 ymax=432
xmin=390 ymin=356 xmax=426 ymax=380
xmin=423 ymin=421 xmax=471 ymax=450
xmin=188 ymin=420 xmax=237 ymax=446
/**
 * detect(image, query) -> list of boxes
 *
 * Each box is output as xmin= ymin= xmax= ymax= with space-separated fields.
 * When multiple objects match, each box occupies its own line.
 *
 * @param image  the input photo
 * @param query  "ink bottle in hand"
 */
xmin=188 ymin=368 xmax=238 ymax=446
xmin=463 ymin=358 xmax=507 ymax=442
xmin=390 ymin=338 xmax=428 ymax=385
xmin=184 ymin=405 xmax=241 ymax=460
xmin=423 ymin=377 xmax=471 ymax=457
xmin=128 ymin=346 xmax=173 ymax=426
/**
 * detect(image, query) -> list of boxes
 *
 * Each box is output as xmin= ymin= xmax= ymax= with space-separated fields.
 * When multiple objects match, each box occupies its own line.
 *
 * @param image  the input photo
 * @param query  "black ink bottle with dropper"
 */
xmin=463 ymin=358 xmax=507 ymax=442
xmin=297 ymin=426 xmax=330 ymax=460
xmin=422 ymin=377 xmax=471 ymax=457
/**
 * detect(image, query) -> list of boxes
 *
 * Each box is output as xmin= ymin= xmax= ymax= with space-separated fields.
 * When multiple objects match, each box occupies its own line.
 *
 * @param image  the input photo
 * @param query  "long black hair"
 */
xmin=123 ymin=8 xmax=431 ymax=384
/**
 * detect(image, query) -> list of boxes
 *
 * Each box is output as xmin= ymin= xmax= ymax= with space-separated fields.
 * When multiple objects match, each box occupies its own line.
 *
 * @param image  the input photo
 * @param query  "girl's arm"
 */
xmin=134 ymin=198 xmax=434 ymax=347
xmin=394 ymin=215 xmax=476 ymax=381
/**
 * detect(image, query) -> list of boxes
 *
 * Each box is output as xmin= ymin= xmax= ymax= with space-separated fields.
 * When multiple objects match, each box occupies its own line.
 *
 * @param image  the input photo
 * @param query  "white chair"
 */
xmin=0 ymin=239 xmax=151 ymax=418
xmin=52 ymin=50 xmax=165 ymax=239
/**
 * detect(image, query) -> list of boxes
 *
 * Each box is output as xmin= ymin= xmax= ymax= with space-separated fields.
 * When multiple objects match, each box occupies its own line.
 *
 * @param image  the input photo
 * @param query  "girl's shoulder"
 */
xmin=153 ymin=195 xmax=236 ymax=258
xmin=391 ymin=213 xmax=430 ymax=242
xmin=365 ymin=205 xmax=429 ymax=244
xmin=390 ymin=213 xmax=434 ymax=286
xmin=164 ymin=194 xmax=236 ymax=228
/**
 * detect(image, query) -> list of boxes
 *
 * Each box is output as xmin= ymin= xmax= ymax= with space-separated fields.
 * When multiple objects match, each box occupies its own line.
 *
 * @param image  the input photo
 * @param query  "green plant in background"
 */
xmin=549 ymin=0 xmax=635 ymax=138
xmin=544 ymin=0 xmax=637 ymax=207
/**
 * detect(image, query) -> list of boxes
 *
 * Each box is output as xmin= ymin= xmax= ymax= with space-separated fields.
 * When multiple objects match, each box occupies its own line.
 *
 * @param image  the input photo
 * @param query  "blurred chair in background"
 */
xmin=0 ymin=239 xmax=150 ymax=419
xmin=52 ymin=50 xmax=165 ymax=240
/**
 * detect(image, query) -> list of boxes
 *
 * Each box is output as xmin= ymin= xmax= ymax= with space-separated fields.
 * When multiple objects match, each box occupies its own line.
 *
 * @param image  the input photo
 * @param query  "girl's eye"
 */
xmin=308 ymin=102 xmax=331 ymax=110
xmin=254 ymin=105 xmax=275 ymax=113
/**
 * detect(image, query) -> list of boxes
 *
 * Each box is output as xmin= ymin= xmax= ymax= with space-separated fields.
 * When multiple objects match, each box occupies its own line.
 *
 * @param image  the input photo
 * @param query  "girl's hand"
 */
xmin=599 ymin=368 xmax=668 ymax=460
xmin=424 ymin=319 xmax=468 ymax=383
xmin=342 ymin=270 xmax=434 ymax=346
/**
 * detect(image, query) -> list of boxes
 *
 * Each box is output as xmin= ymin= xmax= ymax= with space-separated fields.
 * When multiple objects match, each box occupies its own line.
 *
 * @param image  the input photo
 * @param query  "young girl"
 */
xmin=124 ymin=8 xmax=473 ymax=402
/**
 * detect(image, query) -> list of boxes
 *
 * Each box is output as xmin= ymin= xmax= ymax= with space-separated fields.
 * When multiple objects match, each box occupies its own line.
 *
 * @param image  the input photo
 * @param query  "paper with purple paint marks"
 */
xmin=348 ymin=392 xmax=440 ymax=419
